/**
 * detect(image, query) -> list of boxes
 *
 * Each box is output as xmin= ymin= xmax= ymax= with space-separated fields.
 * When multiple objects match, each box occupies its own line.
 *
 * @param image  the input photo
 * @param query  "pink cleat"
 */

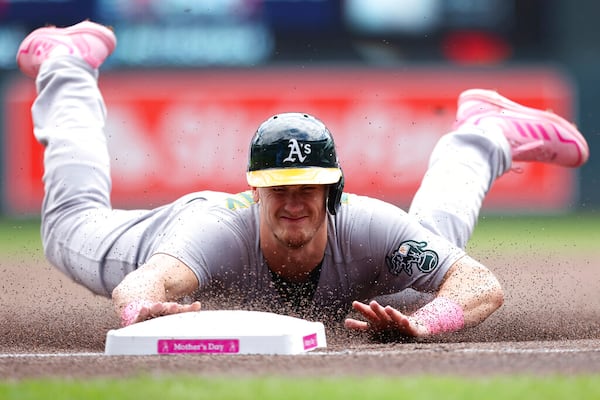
xmin=16 ymin=20 xmax=116 ymax=78
xmin=454 ymin=88 xmax=589 ymax=168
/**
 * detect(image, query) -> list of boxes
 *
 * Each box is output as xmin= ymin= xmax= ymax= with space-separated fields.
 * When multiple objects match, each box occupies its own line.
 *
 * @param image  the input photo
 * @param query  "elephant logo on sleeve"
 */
xmin=386 ymin=240 xmax=439 ymax=276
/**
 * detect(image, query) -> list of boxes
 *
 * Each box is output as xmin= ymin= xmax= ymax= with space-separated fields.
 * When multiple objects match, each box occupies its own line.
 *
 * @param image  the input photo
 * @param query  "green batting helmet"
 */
xmin=247 ymin=113 xmax=344 ymax=214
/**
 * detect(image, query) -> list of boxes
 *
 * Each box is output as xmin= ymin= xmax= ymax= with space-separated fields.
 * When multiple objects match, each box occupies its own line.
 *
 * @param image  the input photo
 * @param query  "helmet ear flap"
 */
xmin=327 ymin=173 xmax=344 ymax=215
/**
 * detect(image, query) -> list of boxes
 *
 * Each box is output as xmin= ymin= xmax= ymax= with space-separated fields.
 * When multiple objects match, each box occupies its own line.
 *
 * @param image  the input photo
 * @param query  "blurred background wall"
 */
xmin=0 ymin=0 xmax=598 ymax=216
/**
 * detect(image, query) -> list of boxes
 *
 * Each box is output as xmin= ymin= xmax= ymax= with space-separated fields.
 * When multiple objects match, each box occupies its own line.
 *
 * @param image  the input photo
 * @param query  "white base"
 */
xmin=104 ymin=310 xmax=327 ymax=355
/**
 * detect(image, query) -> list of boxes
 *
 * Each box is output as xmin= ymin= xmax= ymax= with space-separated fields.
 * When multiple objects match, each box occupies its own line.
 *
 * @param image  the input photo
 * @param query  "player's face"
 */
xmin=256 ymin=184 xmax=328 ymax=250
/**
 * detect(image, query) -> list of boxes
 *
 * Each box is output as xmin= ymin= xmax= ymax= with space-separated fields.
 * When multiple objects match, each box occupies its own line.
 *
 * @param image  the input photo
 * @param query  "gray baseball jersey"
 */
xmin=152 ymin=190 xmax=464 ymax=320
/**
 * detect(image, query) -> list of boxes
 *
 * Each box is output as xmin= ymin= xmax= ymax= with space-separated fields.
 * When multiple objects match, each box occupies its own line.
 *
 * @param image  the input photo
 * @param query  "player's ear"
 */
xmin=251 ymin=187 xmax=259 ymax=203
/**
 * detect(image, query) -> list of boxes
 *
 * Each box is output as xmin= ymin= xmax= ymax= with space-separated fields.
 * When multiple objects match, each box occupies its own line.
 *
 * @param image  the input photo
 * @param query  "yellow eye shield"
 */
xmin=246 ymin=167 xmax=342 ymax=187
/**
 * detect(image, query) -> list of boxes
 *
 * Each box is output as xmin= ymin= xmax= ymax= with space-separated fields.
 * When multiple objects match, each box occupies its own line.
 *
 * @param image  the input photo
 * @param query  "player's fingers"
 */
xmin=147 ymin=301 xmax=178 ymax=317
xmin=163 ymin=301 xmax=202 ymax=316
xmin=369 ymin=301 xmax=393 ymax=324
xmin=384 ymin=306 xmax=428 ymax=337
xmin=121 ymin=300 xmax=154 ymax=326
xmin=344 ymin=318 xmax=370 ymax=331
xmin=148 ymin=301 xmax=167 ymax=315
xmin=384 ymin=306 xmax=410 ymax=328
xmin=178 ymin=302 xmax=202 ymax=314
xmin=131 ymin=301 xmax=199 ymax=324
xmin=166 ymin=302 xmax=182 ymax=314
xmin=351 ymin=301 xmax=378 ymax=320
xmin=130 ymin=304 xmax=155 ymax=324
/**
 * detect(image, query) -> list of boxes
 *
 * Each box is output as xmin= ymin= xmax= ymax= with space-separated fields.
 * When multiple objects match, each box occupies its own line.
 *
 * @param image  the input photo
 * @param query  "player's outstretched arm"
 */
xmin=345 ymin=255 xmax=504 ymax=338
xmin=111 ymin=253 xmax=202 ymax=326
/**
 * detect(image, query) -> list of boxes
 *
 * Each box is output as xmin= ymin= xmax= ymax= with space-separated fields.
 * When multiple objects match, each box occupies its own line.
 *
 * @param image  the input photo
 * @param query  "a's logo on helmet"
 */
xmin=386 ymin=240 xmax=439 ymax=276
xmin=283 ymin=139 xmax=311 ymax=163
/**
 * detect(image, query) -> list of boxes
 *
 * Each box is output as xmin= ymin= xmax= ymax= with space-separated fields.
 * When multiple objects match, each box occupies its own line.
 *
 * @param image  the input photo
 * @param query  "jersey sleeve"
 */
xmin=152 ymin=199 xmax=259 ymax=290
xmin=341 ymin=195 xmax=466 ymax=295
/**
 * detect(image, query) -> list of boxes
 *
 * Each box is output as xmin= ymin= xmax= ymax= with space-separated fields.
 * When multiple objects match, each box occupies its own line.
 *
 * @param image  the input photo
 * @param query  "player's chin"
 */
xmin=278 ymin=230 xmax=312 ymax=249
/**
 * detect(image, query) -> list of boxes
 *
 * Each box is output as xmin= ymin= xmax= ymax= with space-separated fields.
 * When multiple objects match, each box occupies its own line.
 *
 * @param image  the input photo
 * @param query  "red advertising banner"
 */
xmin=4 ymin=67 xmax=576 ymax=215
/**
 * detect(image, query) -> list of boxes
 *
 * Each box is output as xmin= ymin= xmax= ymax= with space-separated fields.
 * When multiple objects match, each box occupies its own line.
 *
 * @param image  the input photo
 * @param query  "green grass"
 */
xmin=0 ymin=217 xmax=42 ymax=254
xmin=468 ymin=212 xmax=600 ymax=252
xmin=1 ymin=375 xmax=600 ymax=400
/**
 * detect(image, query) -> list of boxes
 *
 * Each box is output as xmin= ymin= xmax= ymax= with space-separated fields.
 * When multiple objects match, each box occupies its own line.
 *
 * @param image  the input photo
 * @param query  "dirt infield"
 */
xmin=2 ymin=245 xmax=600 ymax=380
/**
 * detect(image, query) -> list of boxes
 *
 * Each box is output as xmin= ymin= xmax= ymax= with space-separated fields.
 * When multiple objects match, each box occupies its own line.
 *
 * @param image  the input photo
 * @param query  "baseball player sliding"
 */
xmin=16 ymin=21 xmax=588 ymax=339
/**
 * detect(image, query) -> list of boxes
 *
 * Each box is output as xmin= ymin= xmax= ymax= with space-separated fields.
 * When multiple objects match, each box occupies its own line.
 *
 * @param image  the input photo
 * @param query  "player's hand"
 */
xmin=120 ymin=300 xmax=202 ymax=326
xmin=344 ymin=300 xmax=429 ymax=338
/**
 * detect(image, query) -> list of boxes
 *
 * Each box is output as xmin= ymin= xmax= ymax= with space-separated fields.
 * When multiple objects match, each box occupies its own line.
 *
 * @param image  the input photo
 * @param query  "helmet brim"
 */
xmin=247 ymin=167 xmax=342 ymax=187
